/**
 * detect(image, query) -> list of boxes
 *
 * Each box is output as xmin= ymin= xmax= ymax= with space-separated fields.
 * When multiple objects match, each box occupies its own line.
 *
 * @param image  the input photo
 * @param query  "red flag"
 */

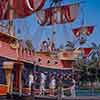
xmin=72 ymin=28 xmax=80 ymax=37
xmin=82 ymin=48 xmax=92 ymax=58
xmin=0 ymin=0 xmax=45 ymax=19
xmin=72 ymin=26 xmax=94 ymax=37
xmin=86 ymin=26 xmax=94 ymax=36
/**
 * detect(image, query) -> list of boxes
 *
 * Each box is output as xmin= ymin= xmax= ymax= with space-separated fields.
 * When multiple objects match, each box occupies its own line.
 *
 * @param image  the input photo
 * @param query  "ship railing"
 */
xmin=57 ymin=49 xmax=81 ymax=60
xmin=18 ymin=46 xmax=34 ymax=61
xmin=22 ymin=87 xmax=71 ymax=96
xmin=0 ymin=25 xmax=9 ymax=34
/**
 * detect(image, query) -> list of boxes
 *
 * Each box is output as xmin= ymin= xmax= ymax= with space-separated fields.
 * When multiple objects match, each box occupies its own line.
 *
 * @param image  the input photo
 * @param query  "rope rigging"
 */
xmin=72 ymin=3 xmax=92 ymax=47
xmin=78 ymin=3 xmax=87 ymax=45
xmin=49 ymin=0 xmax=63 ymax=7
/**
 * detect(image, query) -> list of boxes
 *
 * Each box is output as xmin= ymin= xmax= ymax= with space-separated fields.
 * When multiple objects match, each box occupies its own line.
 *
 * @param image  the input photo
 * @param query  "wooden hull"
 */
xmin=33 ymin=50 xmax=81 ymax=69
xmin=0 ymin=32 xmax=82 ymax=98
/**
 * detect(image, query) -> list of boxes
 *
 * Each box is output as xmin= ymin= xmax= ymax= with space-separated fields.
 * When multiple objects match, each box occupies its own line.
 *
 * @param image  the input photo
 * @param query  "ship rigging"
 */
xmin=0 ymin=0 xmax=99 ymax=99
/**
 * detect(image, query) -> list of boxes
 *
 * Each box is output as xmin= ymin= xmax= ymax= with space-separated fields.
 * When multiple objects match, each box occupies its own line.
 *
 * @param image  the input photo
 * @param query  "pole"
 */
xmin=8 ymin=0 xmax=15 ymax=36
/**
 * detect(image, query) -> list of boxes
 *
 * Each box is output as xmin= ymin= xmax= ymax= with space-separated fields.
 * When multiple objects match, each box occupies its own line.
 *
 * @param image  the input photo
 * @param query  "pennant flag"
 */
xmin=82 ymin=48 xmax=92 ymax=58
xmin=72 ymin=26 xmax=94 ymax=37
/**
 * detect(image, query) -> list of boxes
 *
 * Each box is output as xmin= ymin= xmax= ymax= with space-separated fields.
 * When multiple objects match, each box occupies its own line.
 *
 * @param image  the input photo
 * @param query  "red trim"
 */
xmin=0 ymin=85 xmax=8 ymax=95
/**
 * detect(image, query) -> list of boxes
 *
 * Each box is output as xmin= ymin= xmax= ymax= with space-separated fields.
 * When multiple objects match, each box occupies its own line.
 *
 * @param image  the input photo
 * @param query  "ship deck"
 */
xmin=1 ymin=95 xmax=100 ymax=100
xmin=35 ymin=96 xmax=100 ymax=100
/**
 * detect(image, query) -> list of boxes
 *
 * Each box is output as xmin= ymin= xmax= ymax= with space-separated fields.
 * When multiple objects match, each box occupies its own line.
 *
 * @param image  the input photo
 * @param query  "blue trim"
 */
xmin=0 ymin=57 xmax=8 ymax=84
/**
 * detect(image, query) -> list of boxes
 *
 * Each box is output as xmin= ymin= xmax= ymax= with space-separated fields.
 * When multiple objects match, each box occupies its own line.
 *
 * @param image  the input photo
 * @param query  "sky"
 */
xmin=15 ymin=0 xmax=100 ymax=50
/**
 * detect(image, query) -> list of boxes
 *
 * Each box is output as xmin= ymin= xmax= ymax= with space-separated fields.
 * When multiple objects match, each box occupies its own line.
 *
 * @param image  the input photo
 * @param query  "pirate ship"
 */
xmin=0 ymin=0 xmax=95 ymax=99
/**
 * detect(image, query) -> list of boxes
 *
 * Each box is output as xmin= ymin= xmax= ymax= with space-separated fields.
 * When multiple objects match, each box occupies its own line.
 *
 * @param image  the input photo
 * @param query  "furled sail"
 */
xmin=36 ymin=3 xmax=80 ymax=26
xmin=72 ymin=26 xmax=94 ymax=37
xmin=0 ymin=0 xmax=45 ymax=19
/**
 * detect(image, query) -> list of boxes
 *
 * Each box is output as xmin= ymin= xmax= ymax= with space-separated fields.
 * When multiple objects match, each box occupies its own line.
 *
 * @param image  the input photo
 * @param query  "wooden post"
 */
xmin=3 ymin=62 xmax=14 ymax=93
xmin=14 ymin=63 xmax=24 ymax=95
xmin=19 ymin=63 xmax=24 ymax=96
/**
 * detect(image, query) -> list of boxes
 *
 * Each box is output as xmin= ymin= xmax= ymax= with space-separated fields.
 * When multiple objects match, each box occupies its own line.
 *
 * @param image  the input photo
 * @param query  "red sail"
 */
xmin=72 ymin=26 xmax=94 ymax=37
xmin=0 ymin=0 xmax=45 ymax=19
xmin=36 ymin=3 xmax=80 ymax=26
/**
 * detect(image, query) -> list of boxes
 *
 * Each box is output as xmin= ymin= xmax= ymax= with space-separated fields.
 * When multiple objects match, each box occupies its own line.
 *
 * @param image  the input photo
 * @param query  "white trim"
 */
xmin=26 ymin=0 xmax=34 ymax=11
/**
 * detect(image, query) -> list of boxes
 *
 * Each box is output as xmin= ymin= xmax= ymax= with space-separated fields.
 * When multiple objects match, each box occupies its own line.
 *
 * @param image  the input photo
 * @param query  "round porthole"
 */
xmin=47 ymin=60 xmax=50 ymax=64
xmin=38 ymin=58 xmax=41 ymax=62
xmin=55 ymin=61 xmax=58 ymax=64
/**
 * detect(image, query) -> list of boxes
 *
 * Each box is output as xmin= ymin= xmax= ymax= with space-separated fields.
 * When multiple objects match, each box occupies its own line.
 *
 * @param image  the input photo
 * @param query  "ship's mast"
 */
xmin=51 ymin=31 xmax=56 ymax=44
xmin=8 ymin=0 xmax=15 ymax=36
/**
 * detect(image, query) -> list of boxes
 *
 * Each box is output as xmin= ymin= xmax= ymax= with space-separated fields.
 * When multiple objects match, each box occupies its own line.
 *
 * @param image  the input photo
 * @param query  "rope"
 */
xmin=49 ymin=0 xmax=63 ymax=7
xmin=62 ymin=24 xmax=70 ymax=44
xmin=80 ymin=4 xmax=85 ymax=26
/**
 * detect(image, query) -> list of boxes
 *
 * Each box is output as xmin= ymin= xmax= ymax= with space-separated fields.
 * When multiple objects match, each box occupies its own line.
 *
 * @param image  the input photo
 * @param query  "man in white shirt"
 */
xmin=70 ymin=79 xmax=76 ymax=97
xmin=40 ymin=72 xmax=46 ymax=95
xmin=29 ymin=72 xmax=34 ymax=95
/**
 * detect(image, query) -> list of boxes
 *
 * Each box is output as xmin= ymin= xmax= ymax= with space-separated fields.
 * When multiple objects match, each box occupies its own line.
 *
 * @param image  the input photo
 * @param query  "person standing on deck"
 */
xmin=40 ymin=72 xmax=46 ymax=96
xmin=67 ymin=75 xmax=76 ymax=97
xmin=57 ymin=74 xmax=64 ymax=100
xmin=29 ymin=72 xmax=34 ymax=95
xmin=49 ymin=74 xmax=56 ymax=96
xmin=70 ymin=78 xmax=76 ymax=97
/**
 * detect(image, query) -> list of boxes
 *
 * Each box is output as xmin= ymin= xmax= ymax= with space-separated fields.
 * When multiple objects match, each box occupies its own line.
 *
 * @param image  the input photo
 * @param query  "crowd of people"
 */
xmin=28 ymin=71 xmax=76 ymax=97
